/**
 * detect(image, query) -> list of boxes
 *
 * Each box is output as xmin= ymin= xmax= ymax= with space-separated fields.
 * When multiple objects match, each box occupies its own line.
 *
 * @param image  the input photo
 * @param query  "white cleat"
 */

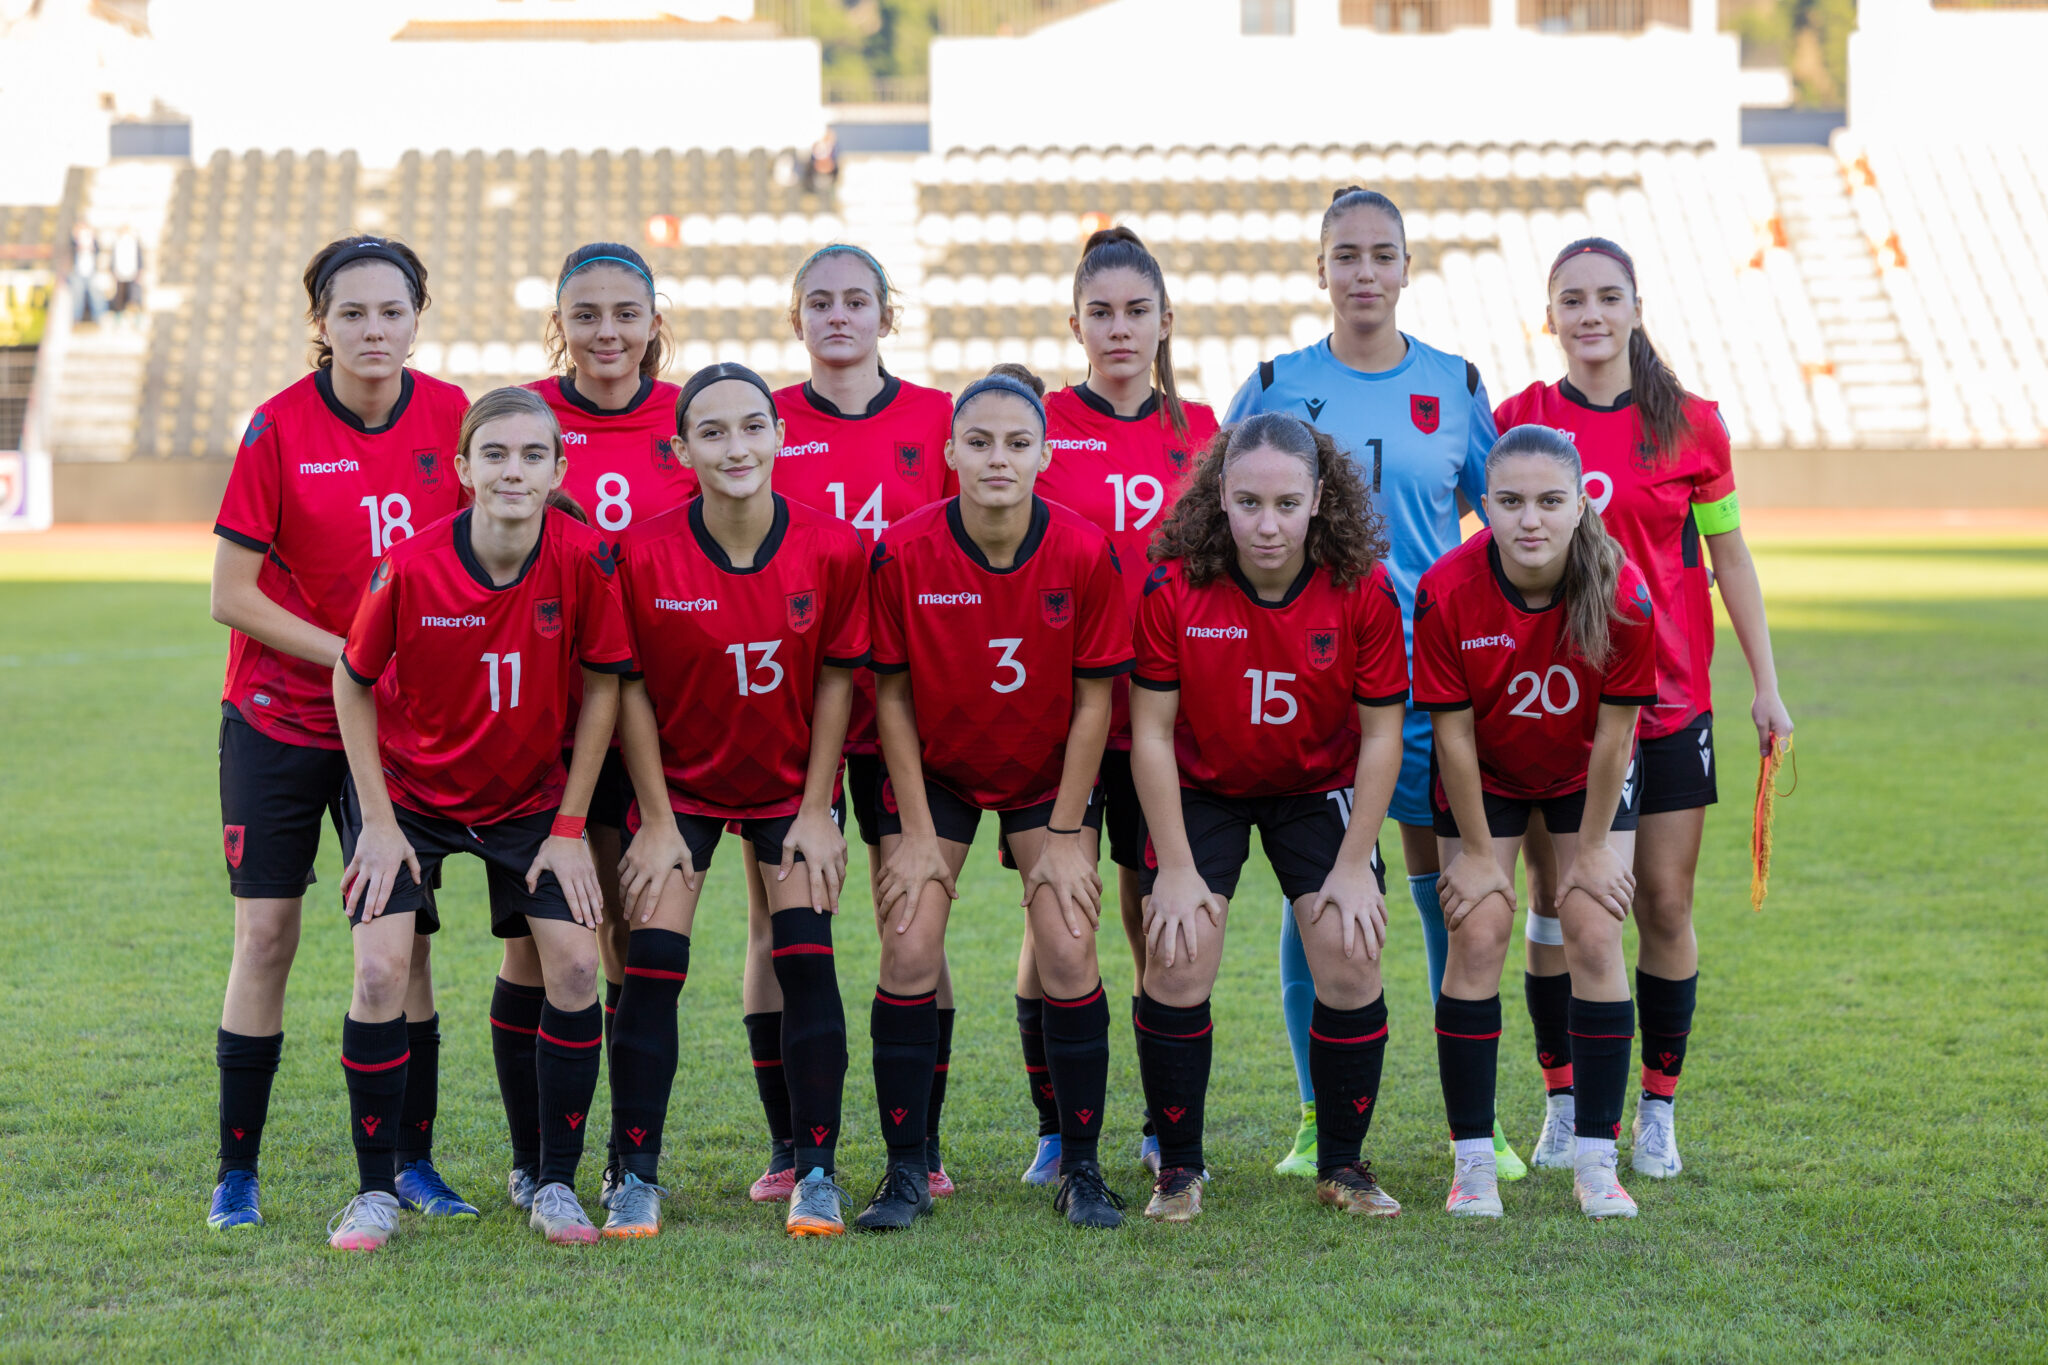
xmin=327 ymin=1190 xmax=401 ymax=1251
xmin=1631 ymin=1099 xmax=1683 ymax=1179
xmin=1445 ymin=1154 xmax=1503 ymax=1218
xmin=1573 ymin=1147 xmax=1639 ymax=1220
xmin=1531 ymin=1094 xmax=1576 ymax=1170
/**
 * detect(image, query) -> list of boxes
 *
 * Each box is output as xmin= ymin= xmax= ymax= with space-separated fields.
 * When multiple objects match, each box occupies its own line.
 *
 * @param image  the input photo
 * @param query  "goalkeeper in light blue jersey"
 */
xmin=1225 ymin=186 xmax=1524 ymax=1183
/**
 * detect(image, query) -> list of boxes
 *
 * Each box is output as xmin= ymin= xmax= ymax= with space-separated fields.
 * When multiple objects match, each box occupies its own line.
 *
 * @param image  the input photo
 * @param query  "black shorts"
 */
xmin=1137 ymin=787 xmax=1383 ymax=903
xmin=218 ymin=703 xmax=352 ymax=900
xmin=1428 ymin=746 xmax=1644 ymax=839
xmin=845 ymin=752 xmax=884 ymax=849
xmin=337 ymin=775 xmax=563 ymax=937
xmin=585 ymin=747 xmax=633 ymax=831
xmin=648 ymin=806 xmax=807 ymax=874
xmin=1638 ymin=711 xmax=1717 ymax=815
xmin=1098 ymin=749 xmax=1146 ymax=871
xmin=875 ymin=765 xmax=1102 ymax=849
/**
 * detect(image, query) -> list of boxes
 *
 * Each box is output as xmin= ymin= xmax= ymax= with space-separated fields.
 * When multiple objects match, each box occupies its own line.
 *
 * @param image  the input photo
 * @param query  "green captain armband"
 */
xmin=1692 ymin=491 xmax=1741 ymax=536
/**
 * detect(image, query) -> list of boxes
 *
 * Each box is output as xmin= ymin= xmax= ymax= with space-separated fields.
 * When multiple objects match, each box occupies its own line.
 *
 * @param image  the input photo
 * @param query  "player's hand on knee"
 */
xmin=529 ymin=834 xmax=603 ymax=929
xmin=343 ymin=820 xmax=419 ymax=922
xmin=879 ymin=833 xmax=954 ymax=935
xmin=1023 ymin=831 xmax=1101 ymax=939
xmin=1144 ymin=867 xmax=1217 ymax=969
xmin=1304 ymin=865 xmax=1387 ymax=962
xmin=779 ymin=807 xmax=847 ymax=914
xmin=619 ymin=821 xmax=691 ymax=923
xmin=1558 ymin=842 xmax=1634 ymax=923
xmin=1438 ymin=851 xmax=1514 ymax=931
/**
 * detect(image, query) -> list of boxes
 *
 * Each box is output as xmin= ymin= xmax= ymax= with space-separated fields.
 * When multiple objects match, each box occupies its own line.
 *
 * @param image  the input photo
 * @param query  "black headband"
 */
xmin=676 ymin=362 xmax=779 ymax=434
xmin=313 ymin=240 xmax=421 ymax=302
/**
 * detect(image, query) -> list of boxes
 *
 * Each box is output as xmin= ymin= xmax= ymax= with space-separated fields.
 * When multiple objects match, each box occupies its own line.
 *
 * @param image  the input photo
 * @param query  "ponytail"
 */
xmin=1071 ymin=226 xmax=1189 ymax=440
xmin=1550 ymin=236 xmax=1690 ymax=465
xmin=1486 ymin=423 xmax=1627 ymax=670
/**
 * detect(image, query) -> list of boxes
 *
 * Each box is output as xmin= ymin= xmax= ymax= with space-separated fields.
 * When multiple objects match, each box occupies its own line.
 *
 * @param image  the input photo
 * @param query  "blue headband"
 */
xmin=558 ymin=254 xmax=654 ymax=301
xmin=797 ymin=244 xmax=890 ymax=305
xmin=955 ymin=373 xmax=1046 ymax=432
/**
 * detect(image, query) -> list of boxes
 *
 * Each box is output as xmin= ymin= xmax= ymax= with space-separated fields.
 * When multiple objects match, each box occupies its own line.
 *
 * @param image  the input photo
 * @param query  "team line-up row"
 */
xmin=201 ymin=188 xmax=1792 ymax=1248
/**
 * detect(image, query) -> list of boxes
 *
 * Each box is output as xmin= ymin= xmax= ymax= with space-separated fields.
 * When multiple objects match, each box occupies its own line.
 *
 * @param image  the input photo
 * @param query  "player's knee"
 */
xmin=1450 ymin=909 xmax=1513 ymax=968
xmin=878 ymin=942 xmax=943 ymax=996
xmin=352 ymin=953 xmax=412 ymax=1013
xmin=235 ymin=914 xmax=300 ymax=973
xmin=1634 ymin=889 xmax=1695 ymax=945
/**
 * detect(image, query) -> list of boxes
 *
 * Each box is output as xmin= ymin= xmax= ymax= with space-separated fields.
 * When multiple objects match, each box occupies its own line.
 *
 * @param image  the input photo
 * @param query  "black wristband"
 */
xmin=1046 ymin=825 xmax=1083 ymax=835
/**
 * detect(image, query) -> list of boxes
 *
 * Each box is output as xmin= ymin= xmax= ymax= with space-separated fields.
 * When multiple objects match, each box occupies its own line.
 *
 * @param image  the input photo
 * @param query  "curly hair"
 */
xmin=1148 ymin=412 xmax=1388 ymax=591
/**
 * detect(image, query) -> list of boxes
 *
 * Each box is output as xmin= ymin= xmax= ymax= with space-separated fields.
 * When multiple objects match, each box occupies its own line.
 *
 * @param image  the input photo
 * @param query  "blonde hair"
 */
xmin=456 ymin=386 xmax=562 ymax=466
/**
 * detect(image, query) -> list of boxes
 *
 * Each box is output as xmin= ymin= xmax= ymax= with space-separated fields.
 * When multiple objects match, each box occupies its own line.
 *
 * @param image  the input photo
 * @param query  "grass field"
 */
xmin=2 ymin=532 xmax=2045 ymax=1362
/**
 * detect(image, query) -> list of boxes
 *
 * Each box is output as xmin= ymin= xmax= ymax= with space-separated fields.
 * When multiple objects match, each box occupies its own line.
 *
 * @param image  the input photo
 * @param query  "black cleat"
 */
xmin=1053 ymin=1159 xmax=1127 ymax=1229
xmin=853 ymin=1161 xmax=932 ymax=1232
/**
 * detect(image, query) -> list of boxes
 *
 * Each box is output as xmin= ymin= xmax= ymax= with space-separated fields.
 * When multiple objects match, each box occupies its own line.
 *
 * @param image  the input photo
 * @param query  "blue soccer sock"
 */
xmin=1278 ymin=903 xmax=1316 ymax=1105
xmin=1409 ymin=873 xmax=1449 ymax=1005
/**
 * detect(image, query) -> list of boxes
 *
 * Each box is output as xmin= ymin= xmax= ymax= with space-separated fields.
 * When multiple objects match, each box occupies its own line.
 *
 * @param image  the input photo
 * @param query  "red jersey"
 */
xmin=1039 ymin=384 xmax=1220 ymax=750
xmin=770 ymin=375 xmax=956 ymax=754
xmin=1411 ymin=532 xmax=1657 ymax=801
xmin=869 ymin=496 xmax=1131 ymax=811
xmin=524 ymin=374 xmax=696 ymax=535
xmin=342 ymin=508 xmax=636 ymax=826
xmin=1493 ymin=381 xmax=1732 ymax=740
xmin=1133 ymin=558 xmax=1409 ymax=799
xmin=619 ymin=496 xmax=869 ymax=819
xmin=214 ymin=369 xmax=469 ymax=749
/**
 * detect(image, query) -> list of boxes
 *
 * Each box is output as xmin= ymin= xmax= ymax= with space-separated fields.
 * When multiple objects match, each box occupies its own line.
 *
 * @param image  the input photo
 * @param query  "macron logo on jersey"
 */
xmin=298 ymin=459 xmax=360 ymax=475
xmin=781 ymin=441 xmax=830 ymax=458
xmin=1461 ymin=634 xmax=1516 ymax=651
xmin=563 ymin=432 xmax=588 ymax=445
xmin=655 ymin=598 xmax=718 ymax=612
xmin=421 ymin=614 xmax=487 ymax=628
xmin=918 ymin=592 xmax=981 ymax=606
xmin=1186 ymin=625 xmax=1249 ymax=640
xmin=1045 ymin=438 xmax=1108 ymax=452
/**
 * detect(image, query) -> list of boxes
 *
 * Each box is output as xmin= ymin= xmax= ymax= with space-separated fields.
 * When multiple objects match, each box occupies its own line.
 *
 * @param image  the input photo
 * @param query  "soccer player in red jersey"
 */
xmin=1130 ymin=413 xmax=1409 ymax=1224
xmin=857 ymin=372 xmax=1132 ymax=1232
xmin=1413 ymin=424 xmax=1658 ymax=1221
xmin=1017 ymin=226 xmax=1220 ymax=1185
xmin=327 ymin=387 xmax=635 ymax=1251
xmin=739 ymin=245 xmax=959 ymax=1202
xmin=498 ymin=241 xmax=692 ymax=1213
xmin=598 ymin=364 xmax=868 ymax=1240
xmin=1495 ymin=238 xmax=1793 ymax=1179
xmin=204 ymin=236 xmax=470 ymax=1232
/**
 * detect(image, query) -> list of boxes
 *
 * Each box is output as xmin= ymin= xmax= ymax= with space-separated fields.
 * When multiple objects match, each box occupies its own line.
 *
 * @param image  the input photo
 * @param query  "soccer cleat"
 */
xmin=1315 ymin=1161 xmax=1401 ymax=1217
xmin=926 ymin=1138 xmax=955 ymax=1198
xmin=1445 ymin=1154 xmax=1504 ymax=1218
xmin=1631 ymin=1099 xmax=1683 ymax=1179
xmin=1144 ymin=1166 xmax=1204 ymax=1223
xmin=1021 ymin=1133 xmax=1062 ymax=1186
xmin=207 ymin=1170 xmax=263 ymax=1230
xmin=1137 ymin=1132 xmax=1161 ymax=1176
xmin=326 ymin=1190 xmax=401 ymax=1252
xmin=1531 ymin=1094 xmax=1577 ymax=1170
xmin=1574 ymin=1147 xmax=1639 ymax=1219
xmin=600 ymin=1173 xmax=667 ymax=1239
xmin=1053 ymin=1160 xmax=1127 ymax=1230
xmin=853 ymin=1162 xmax=932 ymax=1232
xmin=507 ymin=1165 xmax=540 ymax=1211
xmin=1492 ymin=1119 xmax=1528 ymax=1182
xmin=1273 ymin=1101 xmax=1318 ymax=1178
xmin=528 ymin=1181 xmax=600 ymax=1244
xmin=598 ymin=1159 xmax=623 ymax=1212
xmin=394 ymin=1159 xmax=480 ymax=1219
xmin=786 ymin=1167 xmax=850 ymax=1238
xmin=749 ymin=1165 xmax=798 ymax=1203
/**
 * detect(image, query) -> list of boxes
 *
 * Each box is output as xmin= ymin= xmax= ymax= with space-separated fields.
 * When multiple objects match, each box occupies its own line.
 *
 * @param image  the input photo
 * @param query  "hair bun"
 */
xmin=1330 ymin=184 xmax=1368 ymax=202
xmin=985 ymin=361 xmax=1046 ymax=398
xmin=1083 ymin=224 xmax=1145 ymax=253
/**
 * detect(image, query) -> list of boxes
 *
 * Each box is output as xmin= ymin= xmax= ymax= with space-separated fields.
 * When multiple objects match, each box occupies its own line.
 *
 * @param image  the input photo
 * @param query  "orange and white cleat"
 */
xmin=786 ymin=1167 xmax=849 ymax=1237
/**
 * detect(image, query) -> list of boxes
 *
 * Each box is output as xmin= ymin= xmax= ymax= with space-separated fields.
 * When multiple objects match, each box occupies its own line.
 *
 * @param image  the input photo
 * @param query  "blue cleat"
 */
xmin=1021 ymin=1133 xmax=1062 ymax=1186
xmin=395 ymin=1159 xmax=480 ymax=1219
xmin=207 ymin=1169 xmax=263 ymax=1229
xmin=1138 ymin=1132 xmax=1162 ymax=1176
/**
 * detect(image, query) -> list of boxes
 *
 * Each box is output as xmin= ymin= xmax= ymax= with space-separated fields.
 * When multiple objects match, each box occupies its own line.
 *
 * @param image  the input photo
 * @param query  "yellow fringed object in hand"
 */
xmin=1750 ymin=735 xmax=1795 ymax=912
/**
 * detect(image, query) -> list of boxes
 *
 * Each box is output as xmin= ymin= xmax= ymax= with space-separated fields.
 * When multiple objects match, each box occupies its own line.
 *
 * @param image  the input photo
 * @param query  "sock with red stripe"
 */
xmin=927 ymin=1007 xmax=955 ymax=1143
xmin=1017 ymin=995 xmax=1058 ymax=1138
xmin=394 ymin=1013 xmax=440 ymax=1169
xmin=608 ymin=929 xmax=689 ymax=1181
xmin=743 ymin=1011 xmax=795 ymax=1173
xmin=772 ymin=909 xmax=846 ymax=1173
xmin=1434 ymin=993 xmax=1501 ymax=1143
xmin=1132 ymin=997 xmax=1154 ymax=1138
xmin=1637 ymin=970 xmax=1697 ymax=1106
xmin=1525 ymin=971 xmax=1574 ymax=1095
xmin=1135 ymin=993 xmax=1212 ymax=1172
xmin=1309 ymin=995 xmax=1389 ymax=1176
xmin=1569 ymin=996 xmax=1636 ymax=1140
xmin=536 ymin=1000 xmax=603 ymax=1188
xmin=1041 ymin=983 xmax=1110 ymax=1166
xmin=215 ymin=1028 xmax=281 ymax=1180
xmin=603 ymin=977 xmax=623 ymax=1172
xmin=871 ymin=986 xmax=938 ymax=1168
xmin=341 ymin=1015 xmax=409 ymax=1196
xmin=489 ymin=978 xmax=545 ymax=1171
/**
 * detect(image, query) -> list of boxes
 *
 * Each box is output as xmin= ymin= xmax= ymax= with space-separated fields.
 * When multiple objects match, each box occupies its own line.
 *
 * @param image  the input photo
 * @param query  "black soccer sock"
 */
xmin=927 ymin=1006 xmax=956 ymax=1143
xmin=1041 ymin=982 xmax=1111 ymax=1167
xmin=743 ymin=1010 xmax=796 ymax=1171
xmin=1569 ymin=996 xmax=1636 ymax=1141
xmin=772 ymin=909 xmax=847 ymax=1174
xmin=1308 ymin=994 xmax=1389 ymax=1176
xmin=608 ymin=930 xmax=689 ymax=1182
xmin=393 ymin=1013 xmax=440 ymax=1169
xmin=490 ymin=977 xmax=546 ymax=1171
xmin=1434 ymin=993 xmax=1501 ymax=1144
xmin=1637 ymin=970 xmax=1697 ymax=1107
xmin=1133 ymin=996 xmax=1154 ymax=1138
xmin=535 ymin=1000 xmax=603 ymax=1188
xmin=1017 ymin=994 xmax=1059 ymax=1138
xmin=1525 ymin=971 xmax=1575 ymax=1096
xmin=216 ymin=1028 xmax=282 ymax=1181
xmin=341 ymin=1015 xmax=409 ymax=1196
xmin=871 ymin=986 xmax=939 ymax=1168
xmin=603 ymin=977 xmax=623 ymax=1169
xmin=1135 ymin=993 xmax=1212 ymax=1172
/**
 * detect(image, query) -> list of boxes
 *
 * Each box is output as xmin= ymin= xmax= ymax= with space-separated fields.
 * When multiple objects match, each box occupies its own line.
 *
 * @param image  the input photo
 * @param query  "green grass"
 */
xmin=2 ymin=539 xmax=2045 ymax=1362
